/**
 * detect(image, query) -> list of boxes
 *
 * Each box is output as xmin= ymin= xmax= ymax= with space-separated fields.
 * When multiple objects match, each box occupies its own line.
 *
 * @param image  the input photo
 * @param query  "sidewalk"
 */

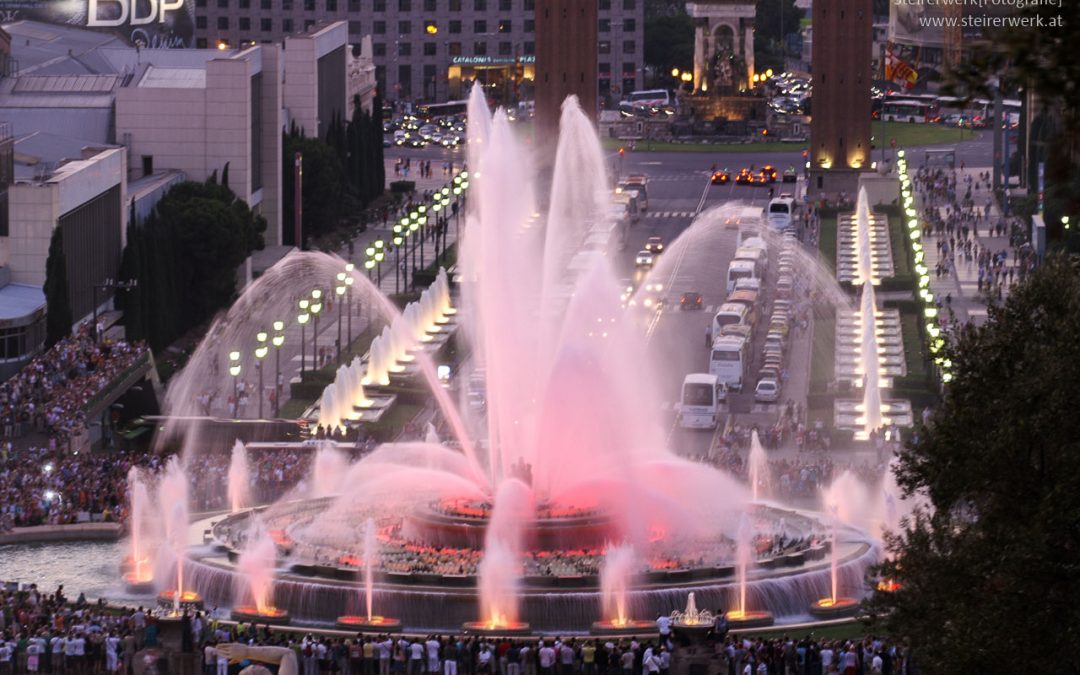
xmin=915 ymin=166 xmax=1023 ymax=325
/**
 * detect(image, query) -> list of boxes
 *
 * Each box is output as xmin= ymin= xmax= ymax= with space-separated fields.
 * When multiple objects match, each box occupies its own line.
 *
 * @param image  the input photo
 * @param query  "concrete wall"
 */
xmin=4 ymin=181 xmax=58 ymax=287
xmin=260 ymin=46 xmax=284 ymax=248
xmin=205 ymin=57 xmax=254 ymax=200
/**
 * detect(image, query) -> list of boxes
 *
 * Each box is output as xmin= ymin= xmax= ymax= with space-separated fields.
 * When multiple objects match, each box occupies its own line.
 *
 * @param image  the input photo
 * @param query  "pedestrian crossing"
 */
xmin=647 ymin=173 xmax=710 ymax=182
xmin=644 ymin=211 xmax=697 ymax=219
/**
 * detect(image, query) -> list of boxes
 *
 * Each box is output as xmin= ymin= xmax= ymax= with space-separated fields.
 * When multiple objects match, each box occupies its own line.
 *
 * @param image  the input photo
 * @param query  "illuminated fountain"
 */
xmin=809 ymin=472 xmax=862 ymax=617
xmin=670 ymin=592 xmax=715 ymax=637
xmin=317 ymin=356 xmax=393 ymax=429
xmin=156 ymin=457 xmax=202 ymax=612
xmin=590 ymin=544 xmax=654 ymax=635
xmin=122 ymin=467 xmax=156 ymax=593
xmin=336 ymin=518 xmax=402 ymax=631
xmin=227 ymin=440 xmax=250 ymax=514
xmin=836 ymin=187 xmax=894 ymax=285
xmin=748 ymin=430 xmax=768 ymax=502
xmin=726 ymin=514 xmax=774 ymax=628
xmin=231 ymin=528 xmax=291 ymax=625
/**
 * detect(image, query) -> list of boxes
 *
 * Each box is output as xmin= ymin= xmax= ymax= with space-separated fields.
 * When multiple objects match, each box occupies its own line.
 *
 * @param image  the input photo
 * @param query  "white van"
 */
xmin=679 ymin=373 xmax=726 ymax=429
xmin=726 ymin=259 xmax=759 ymax=294
xmin=767 ymin=196 xmax=796 ymax=231
xmin=709 ymin=335 xmax=749 ymax=391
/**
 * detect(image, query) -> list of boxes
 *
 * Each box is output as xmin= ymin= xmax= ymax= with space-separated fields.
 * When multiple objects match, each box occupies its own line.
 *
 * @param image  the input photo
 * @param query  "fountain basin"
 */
xmin=808 ymin=597 xmax=860 ymax=618
xmin=725 ymin=610 xmax=774 ymax=629
xmin=157 ymin=590 xmax=204 ymax=611
xmin=589 ymin=619 xmax=656 ymax=636
xmin=231 ymin=606 xmax=292 ymax=625
xmin=461 ymin=621 xmax=532 ymax=637
xmin=122 ymin=572 xmax=156 ymax=595
xmin=336 ymin=615 xmax=403 ymax=632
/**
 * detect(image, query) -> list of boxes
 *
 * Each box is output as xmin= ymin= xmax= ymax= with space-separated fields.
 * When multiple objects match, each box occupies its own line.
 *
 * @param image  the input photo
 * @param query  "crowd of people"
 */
xmin=0 ymin=577 xmax=917 ymax=675
xmin=0 ymin=323 xmax=149 ymax=447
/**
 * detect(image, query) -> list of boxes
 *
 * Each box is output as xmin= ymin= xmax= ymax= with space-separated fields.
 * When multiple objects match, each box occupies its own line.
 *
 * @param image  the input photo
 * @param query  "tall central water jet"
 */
xmin=232 ymin=527 xmax=291 ymax=624
xmin=123 ymin=467 xmax=155 ymax=592
xmin=726 ymin=513 xmax=774 ymax=627
xmin=810 ymin=471 xmax=863 ymax=617
xmin=336 ymin=518 xmax=402 ymax=631
xmin=855 ymin=187 xmax=874 ymax=284
xmin=859 ymin=281 xmax=884 ymax=436
xmin=156 ymin=457 xmax=201 ymax=612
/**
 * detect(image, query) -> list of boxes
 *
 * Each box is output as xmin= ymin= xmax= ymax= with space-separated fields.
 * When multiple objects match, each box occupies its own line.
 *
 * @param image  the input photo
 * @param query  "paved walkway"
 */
xmin=914 ymin=166 xmax=1025 ymax=326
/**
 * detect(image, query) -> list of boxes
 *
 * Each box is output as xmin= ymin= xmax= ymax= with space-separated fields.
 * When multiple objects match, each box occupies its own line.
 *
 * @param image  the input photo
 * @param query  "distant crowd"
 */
xmin=0 ymin=322 xmax=148 ymax=447
xmin=0 ymin=579 xmax=916 ymax=675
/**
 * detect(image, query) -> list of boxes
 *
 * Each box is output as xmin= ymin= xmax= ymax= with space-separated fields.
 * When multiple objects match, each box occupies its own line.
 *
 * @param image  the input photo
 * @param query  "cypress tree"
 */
xmin=43 ymin=228 xmax=73 ymax=348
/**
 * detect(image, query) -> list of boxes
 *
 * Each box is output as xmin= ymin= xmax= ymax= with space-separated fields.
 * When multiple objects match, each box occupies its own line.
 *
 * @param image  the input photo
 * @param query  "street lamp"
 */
xmin=254 ymin=332 xmax=268 ymax=419
xmin=344 ymin=263 xmax=356 ymax=346
xmin=298 ymin=299 xmax=310 ymax=375
xmin=228 ymin=351 xmax=242 ymax=418
xmin=272 ymin=321 xmax=285 ymax=417
xmin=335 ymin=273 xmax=347 ymax=363
xmin=310 ymin=289 xmax=323 ymax=371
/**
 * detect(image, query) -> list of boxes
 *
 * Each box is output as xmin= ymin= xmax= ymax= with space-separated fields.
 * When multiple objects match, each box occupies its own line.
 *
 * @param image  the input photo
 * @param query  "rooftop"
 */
xmin=0 ymin=282 xmax=46 ymax=321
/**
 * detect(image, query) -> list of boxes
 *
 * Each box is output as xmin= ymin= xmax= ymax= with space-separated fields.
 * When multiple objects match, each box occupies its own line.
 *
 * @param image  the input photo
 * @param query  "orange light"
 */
xmin=619 ymin=147 xmax=625 ymax=156
xmin=426 ymin=23 xmax=438 ymax=34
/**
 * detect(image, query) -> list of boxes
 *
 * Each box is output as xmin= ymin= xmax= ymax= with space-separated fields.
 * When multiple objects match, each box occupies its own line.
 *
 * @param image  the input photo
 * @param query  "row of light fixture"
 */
xmin=897 ymin=150 xmax=953 ymax=385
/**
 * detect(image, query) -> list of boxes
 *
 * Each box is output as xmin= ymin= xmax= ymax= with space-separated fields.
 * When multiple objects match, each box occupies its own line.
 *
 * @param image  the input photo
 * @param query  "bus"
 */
xmin=726 ymin=259 xmax=759 ymax=294
xmin=767 ymin=196 xmax=796 ymax=231
xmin=709 ymin=335 xmax=749 ymax=391
xmin=881 ymin=99 xmax=937 ymax=123
xmin=620 ymin=89 xmax=676 ymax=116
xmin=679 ymin=374 xmax=725 ymax=429
xmin=417 ymin=100 xmax=469 ymax=118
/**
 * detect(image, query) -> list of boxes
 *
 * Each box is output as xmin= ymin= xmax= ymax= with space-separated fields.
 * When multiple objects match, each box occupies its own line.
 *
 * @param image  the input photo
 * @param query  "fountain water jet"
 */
xmin=336 ymin=518 xmax=402 ymax=631
xmin=590 ymin=544 xmax=653 ymax=634
xmin=810 ymin=471 xmax=863 ymax=617
xmin=727 ymin=513 xmax=774 ymax=628
xmin=232 ymin=527 xmax=291 ymax=624
xmin=155 ymin=457 xmax=202 ymax=612
xmin=855 ymin=188 xmax=875 ymax=285
xmin=122 ymin=467 xmax=155 ymax=592
xmin=748 ymin=430 xmax=768 ymax=501
xmin=227 ymin=440 xmax=251 ymax=514
xmin=859 ymin=281 xmax=884 ymax=437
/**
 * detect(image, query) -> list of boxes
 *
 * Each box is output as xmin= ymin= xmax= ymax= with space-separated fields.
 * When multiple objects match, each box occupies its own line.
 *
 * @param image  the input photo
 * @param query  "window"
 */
xmin=424 ymin=42 xmax=436 ymax=55
xmin=474 ymin=41 xmax=487 ymax=55
xmin=196 ymin=37 xmax=207 ymax=48
xmin=498 ymin=20 xmax=511 ymax=33
xmin=449 ymin=20 xmax=461 ymax=33
xmin=283 ymin=18 xmax=293 ymax=31
xmin=523 ymin=0 xmax=533 ymax=8
xmin=599 ymin=62 xmax=611 ymax=76
xmin=474 ymin=19 xmax=486 ymax=33
xmin=524 ymin=18 xmax=534 ymax=33
xmin=261 ymin=0 xmax=271 ymax=8
xmin=397 ymin=64 xmax=411 ymax=97
xmin=424 ymin=20 xmax=437 ymax=33
xmin=399 ymin=20 xmax=411 ymax=34
xmin=239 ymin=17 xmax=251 ymax=30
xmin=304 ymin=0 xmax=314 ymax=10
xmin=217 ymin=16 xmax=229 ymax=29
xmin=374 ymin=20 xmax=386 ymax=34
xmin=399 ymin=0 xmax=411 ymax=9
xmin=195 ymin=0 xmax=205 ymax=7
xmin=523 ymin=41 xmax=534 ymax=55
xmin=349 ymin=0 xmax=360 ymax=9
xmin=373 ymin=0 xmax=385 ymax=9
xmin=348 ymin=20 xmax=363 ymax=35
xmin=196 ymin=15 xmax=207 ymax=28
xmin=599 ymin=40 xmax=610 ymax=54
xmin=623 ymin=18 xmax=636 ymax=32
xmin=373 ymin=42 xmax=386 ymax=56
xmin=216 ymin=0 xmax=227 ymax=7
xmin=239 ymin=0 xmax=249 ymax=7
xmin=449 ymin=0 xmax=461 ymax=9
xmin=622 ymin=61 xmax=636 ymax=77
xmin=623 ymin=0 xmax=635 ymax=8
xmin=449 ymin=42 xmax=462 ymax=55
xmin=283 ymin=0 xmax=292 ymax=9
xmin=499 ymin=0 xmax=510 ymax=8
xmin=498 ymin=41 xmax=511 ymax=55
xmin=424 ymin=0 xmax=436 ymax=9
xmin=598 ymin=18 xmax=610 ymax=32
xmin=398 ymin=42 xmax=411 ymax=56
xmin=599 ymin=0 xmax=610 ymax=8
xmin=474 ymin=0 xmax=485 ymax=9
xmin=424 ymin=63 xmax=437 ymax=97
xmin=623 ymin=40 xmax=635 ymax=53
xmin=326 ymin=0 xmax=336 ymax=10
xmin=304 ymin=19 xmax=314 ymax=30
xmin=261 ymin=18 xmax=272 ymax=31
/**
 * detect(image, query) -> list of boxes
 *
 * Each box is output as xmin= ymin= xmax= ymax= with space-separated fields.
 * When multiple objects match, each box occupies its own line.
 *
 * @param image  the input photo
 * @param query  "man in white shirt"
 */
xmin=379 ymin=637 xmax=393 ymax=675
xmin=105 ymin=632 xmax=120 ymax=673
xmin=538 ymin=642 xmax=556 ymax=675
xmin=426 ymin=636 xmax=441 ymax=675
xmin=410 ymin=639 xmax=425 ymax=675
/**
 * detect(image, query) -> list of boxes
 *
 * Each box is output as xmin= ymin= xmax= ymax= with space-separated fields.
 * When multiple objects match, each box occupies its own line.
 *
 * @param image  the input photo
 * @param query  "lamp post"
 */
xmin=298 ymin=299 xmax=310 ymax=376
xmin=365 ymin=245 xmax=376 ymax=282
xmin=272 ymin=321 xmax=284 ymax=417
xmin=344 ymin=264 xmax=355 ymax=348
xmin=229 ymin=351 xmax=242 ymax=418
xmin=393 ymin=225 xmax=404 ymax=293
xmin=92 ymin=278 xmax=138 ymax=343
xmin=375 ymin=250 xmax=385 ymax=284
xmin=335 ymin=274 xmax=347 ymax=363
xmin=254 ymin=331 xmax=268 ymax=419
xmin=310 ymin=289 xmax=323 ymax=371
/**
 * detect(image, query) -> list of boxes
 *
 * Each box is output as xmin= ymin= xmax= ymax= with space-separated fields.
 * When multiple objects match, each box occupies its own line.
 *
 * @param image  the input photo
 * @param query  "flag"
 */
xmin=885 ymin=46 xmax=918 ymax=90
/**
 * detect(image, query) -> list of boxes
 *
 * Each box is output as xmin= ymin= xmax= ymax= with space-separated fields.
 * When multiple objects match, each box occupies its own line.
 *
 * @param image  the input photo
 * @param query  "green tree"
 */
xmin=43 ymin=227 xmax=73 ymax=348
xmin=867 ymin=256 xmax=1080 ymax=674
xmin=644 ymin=14 xmax=694 ymax=87
xmin=754 ymin=0 xmax=803 ymax=73
xmin=282 ymin=125 xmax=347 ymax=246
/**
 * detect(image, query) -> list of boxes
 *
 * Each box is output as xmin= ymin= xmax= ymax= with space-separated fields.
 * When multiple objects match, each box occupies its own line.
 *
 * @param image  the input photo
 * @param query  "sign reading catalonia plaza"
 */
xmin=450 ymin=55 xmax=536 ymax=66
xmin=0 ymin=0 xmax=194 ymax=48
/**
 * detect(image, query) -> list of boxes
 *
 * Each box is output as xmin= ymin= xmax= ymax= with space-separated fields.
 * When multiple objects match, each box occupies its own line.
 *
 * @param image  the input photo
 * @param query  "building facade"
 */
xmin=808 ymin=0 xmax=872 ymax=197
xmin=192 ymin=0 xmax=644 ymax=106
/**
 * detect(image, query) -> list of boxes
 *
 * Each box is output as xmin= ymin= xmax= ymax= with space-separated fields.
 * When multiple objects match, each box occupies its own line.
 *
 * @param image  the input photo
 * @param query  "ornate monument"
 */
xmin=687 ymin=1 xmax=755 ymax=95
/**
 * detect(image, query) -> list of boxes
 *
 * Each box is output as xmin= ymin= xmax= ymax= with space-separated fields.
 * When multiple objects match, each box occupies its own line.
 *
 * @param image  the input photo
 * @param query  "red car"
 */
xmin=680 ymin=292 xmax=704 ymax=310
xmin=711 ymin=170 xmax=730 ymax=185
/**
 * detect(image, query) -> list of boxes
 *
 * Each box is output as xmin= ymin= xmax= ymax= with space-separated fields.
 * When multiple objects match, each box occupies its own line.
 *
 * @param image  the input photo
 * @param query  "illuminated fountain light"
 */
xmin=122 ymin=467 xmax=156 ymax=594
xmin=316 ymin=355 xmax=395 ymax=427
xmin=336 ymin=518 xmax=402 ymax=632
xmin=589 ymin=544 xmax=654 ymax=635
xmin=231 ymin=528 xmax=291 ymax=625
xmin=727 ymin=513 xmax=774 ymax=629
xmin=836 ymin=187 xmax=894 ymax=285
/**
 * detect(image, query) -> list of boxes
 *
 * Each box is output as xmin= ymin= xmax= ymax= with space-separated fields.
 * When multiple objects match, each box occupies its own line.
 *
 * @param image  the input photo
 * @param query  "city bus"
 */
xmin=881 ymin=99 xmax=937 ymax=123
xmin=417 ymin=100 xmax=469 ymax=118
xmin=767 ymin=196 xmax=796 ymax=231
xmin=679 ymin=373 xmax=725 ymax=429
xmin=709 ymin=335 xmax=749 ymax=391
